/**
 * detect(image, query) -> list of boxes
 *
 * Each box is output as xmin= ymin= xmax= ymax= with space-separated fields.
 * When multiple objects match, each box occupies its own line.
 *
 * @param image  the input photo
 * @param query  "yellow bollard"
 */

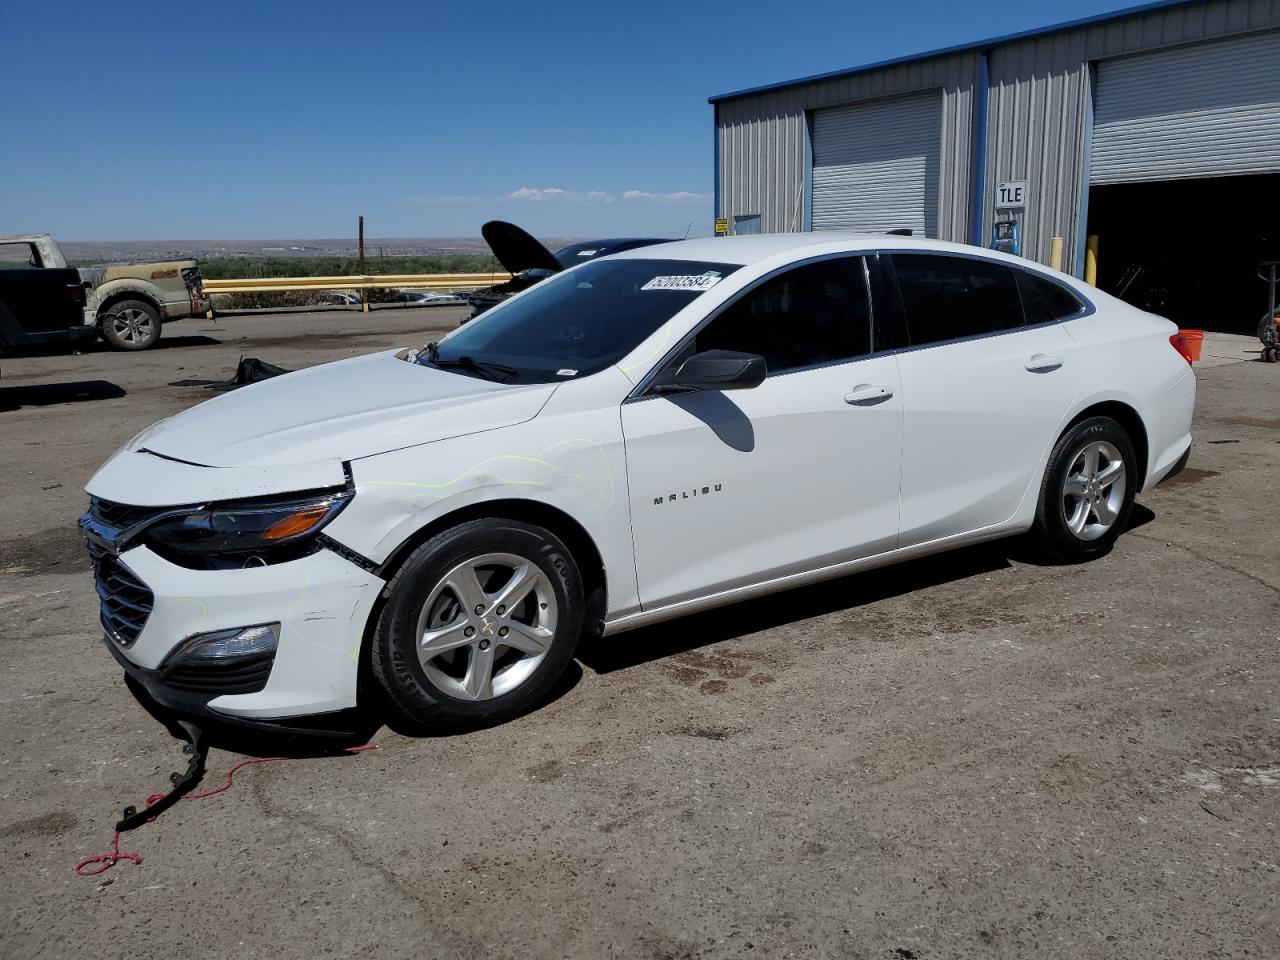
xmin=1048 ymin=237 xmax=1063 ymax=272
xmin=1085 ymin=235 xmax=1099 ymax=286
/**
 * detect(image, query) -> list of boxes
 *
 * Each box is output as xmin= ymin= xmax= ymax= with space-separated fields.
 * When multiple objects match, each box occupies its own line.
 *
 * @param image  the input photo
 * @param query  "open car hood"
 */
xmin=481 ymin=220 xmax=561 ymax=275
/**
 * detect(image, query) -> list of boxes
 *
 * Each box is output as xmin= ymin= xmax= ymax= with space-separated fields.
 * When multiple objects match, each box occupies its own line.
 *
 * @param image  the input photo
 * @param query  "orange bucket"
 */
xmin=1178 ymin=329 xmax=1204 ymax=362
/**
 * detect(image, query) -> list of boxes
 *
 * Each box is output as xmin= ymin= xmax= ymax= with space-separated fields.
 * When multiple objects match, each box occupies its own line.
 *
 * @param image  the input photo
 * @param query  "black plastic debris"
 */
xmin=232 ymin=357 xmax=290 ymax=385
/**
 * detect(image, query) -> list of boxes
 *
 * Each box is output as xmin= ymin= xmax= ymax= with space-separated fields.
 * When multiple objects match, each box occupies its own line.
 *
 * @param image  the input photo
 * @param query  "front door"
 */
xmin=621 ymin=255 xmax=903 ymax=610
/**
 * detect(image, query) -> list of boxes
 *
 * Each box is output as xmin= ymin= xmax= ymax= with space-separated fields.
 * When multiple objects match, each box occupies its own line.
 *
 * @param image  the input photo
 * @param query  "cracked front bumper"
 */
xmin=99 ymin=545 xmax=385 ymax=720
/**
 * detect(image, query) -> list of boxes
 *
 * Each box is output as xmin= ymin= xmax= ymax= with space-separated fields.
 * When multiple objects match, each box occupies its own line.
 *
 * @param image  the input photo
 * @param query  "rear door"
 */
xmin=886 ymin=252 xmax=1083 ymax=546
xmin=621 ymin=255 xmax=903 ymax=609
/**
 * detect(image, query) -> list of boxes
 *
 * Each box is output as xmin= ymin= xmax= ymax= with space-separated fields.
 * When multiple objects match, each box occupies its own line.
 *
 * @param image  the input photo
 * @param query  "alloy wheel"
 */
xmin=110 ymin=307 xmax=154 ymax=344
xmin=1061 ymin=440 xmax=1127 ymax=541
xmin=414 ymin=552 xmax=558 ymax=701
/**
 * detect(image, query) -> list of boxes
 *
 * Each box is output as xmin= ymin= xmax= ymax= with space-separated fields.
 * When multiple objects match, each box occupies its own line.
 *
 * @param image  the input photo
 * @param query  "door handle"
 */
xmin=1025 ymin=354 xmax=1064 ymax=373
xmin=844 ymin=383 xmax=894 ymax=406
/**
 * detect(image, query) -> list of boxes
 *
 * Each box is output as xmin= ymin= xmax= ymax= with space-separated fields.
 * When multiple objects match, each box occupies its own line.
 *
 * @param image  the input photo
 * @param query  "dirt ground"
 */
xmin=1 ymin=309 xmax=1277 ymax=960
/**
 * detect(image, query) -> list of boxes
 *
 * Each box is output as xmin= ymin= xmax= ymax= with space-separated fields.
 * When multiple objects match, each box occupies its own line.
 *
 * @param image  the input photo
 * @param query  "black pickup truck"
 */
xmin=0 ymin=240 xmax=96 ymax=358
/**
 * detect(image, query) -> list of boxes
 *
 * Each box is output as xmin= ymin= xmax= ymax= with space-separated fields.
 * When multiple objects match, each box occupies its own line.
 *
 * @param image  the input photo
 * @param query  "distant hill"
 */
xmin=58 ymin=236 xmax=578 ymax=263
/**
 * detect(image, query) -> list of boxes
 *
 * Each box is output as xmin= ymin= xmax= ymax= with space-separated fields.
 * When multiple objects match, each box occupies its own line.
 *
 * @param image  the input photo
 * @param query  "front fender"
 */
xmin=323 ymin=403 xmax=640 ymax=618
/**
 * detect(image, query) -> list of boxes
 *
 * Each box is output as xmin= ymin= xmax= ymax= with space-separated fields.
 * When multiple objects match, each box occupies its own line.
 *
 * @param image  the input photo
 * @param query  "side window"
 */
xmin=1016 ymin=269 xmax=1085 ymax=325
xmin=689 ymin=256 xmax=872 ymax=376
xmin=892 ymin=254 xmax=1023 ymax=347
xmin=0 ymin=242 xmax=41 ymax=269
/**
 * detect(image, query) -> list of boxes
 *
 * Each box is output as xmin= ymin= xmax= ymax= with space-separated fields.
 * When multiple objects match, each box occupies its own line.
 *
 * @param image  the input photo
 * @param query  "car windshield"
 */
xmin=424 ymin=258 xmax=739 ymax=383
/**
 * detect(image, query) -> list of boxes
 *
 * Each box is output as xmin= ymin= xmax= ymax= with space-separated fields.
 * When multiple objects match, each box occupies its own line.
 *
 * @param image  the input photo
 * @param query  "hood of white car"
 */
xmin=138 ymin=351 xmax=557 ymax=468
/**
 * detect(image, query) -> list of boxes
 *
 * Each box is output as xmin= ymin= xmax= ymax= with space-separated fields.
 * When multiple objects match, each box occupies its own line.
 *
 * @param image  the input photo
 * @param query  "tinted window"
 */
xmin=689 ymin=256 xmax=871 ymax=375
xmin=893 ymin=254 xmax=1023 ymax=346
xmin=1016 ymin=269 xmax=1084 ymax=324
xmin=433 ymin=258 xmax=739 ymax=383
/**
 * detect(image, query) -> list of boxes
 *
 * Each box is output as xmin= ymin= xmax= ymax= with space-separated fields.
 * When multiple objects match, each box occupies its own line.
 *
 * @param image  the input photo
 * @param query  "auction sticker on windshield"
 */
xmin=641 ymin=273 xmax=721 ymax=292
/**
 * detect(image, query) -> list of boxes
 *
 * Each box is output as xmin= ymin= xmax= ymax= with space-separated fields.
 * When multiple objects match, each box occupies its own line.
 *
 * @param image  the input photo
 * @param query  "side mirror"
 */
xmin=673 ymin=349 xmax=766 ymax=391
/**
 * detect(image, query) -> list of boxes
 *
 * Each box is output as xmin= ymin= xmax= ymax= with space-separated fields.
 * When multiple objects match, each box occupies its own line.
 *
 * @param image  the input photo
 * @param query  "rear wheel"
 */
xmin=370 ymin=519 xmax=584 ymax=730
xmin=99 ymin=299 xmax=161 ymax=350
xmin=1030 ymin=416 xmax=1137 ymax=563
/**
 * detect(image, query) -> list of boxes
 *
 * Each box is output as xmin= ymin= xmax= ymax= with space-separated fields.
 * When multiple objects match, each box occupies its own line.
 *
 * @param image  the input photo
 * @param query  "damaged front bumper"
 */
xmin=90 ymin=543 xmax=385 ymax=723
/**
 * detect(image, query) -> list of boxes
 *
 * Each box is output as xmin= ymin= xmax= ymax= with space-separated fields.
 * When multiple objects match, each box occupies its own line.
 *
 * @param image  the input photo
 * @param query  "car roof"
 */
xmin=607 ymin=232 xmax=1001 ymax=266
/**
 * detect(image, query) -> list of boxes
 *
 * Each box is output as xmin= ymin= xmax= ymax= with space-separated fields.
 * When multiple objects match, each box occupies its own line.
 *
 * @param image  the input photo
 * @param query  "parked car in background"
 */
xmin=0 ymin=249 xmax=95 ymax=367
xmin=323 ymin=291 xmax=362 ymax=305
xmin=383 ymin=290 xmax=464 ymax=306
xmin=464 ymin=220 xmax=669 ymax=319
xmin=0 ymin=235 xmax=210 ymax=351
xmin=80 ymin=234 xmax=1195 ymax=735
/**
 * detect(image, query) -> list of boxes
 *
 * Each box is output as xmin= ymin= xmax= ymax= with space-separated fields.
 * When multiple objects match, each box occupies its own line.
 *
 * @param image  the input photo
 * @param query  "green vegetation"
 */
xmin=197 ymin=254 xmax=501 ymax=280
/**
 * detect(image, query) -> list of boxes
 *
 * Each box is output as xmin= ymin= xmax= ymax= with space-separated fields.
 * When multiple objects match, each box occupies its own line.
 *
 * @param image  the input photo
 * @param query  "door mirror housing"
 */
xmin=673 ymin=349 xmax=767 ymax=391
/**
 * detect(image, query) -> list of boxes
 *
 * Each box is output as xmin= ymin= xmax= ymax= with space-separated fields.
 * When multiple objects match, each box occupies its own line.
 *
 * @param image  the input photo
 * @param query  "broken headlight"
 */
xmin=143 ymin=491 xmax=351 ymax=569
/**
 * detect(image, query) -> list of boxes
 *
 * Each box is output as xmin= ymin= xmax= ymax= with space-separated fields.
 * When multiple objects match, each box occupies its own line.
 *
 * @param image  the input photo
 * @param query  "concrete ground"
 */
xmin=1 ymin=310 xmax=1277 ymax=960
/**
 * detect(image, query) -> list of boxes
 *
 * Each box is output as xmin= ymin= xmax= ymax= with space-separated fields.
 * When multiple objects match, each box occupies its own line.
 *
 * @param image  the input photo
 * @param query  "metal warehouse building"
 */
xmin=711 ymin=0 xmax=1280 ymax=331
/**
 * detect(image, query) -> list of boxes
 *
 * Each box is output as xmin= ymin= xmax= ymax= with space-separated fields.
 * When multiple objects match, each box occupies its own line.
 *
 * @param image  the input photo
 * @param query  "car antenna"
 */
xmin=683 ymin=221 xmax=693 ymax=239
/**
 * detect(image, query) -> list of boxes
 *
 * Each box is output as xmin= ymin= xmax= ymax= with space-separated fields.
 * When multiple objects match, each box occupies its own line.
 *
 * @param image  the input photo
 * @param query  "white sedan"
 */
xmin=80 ymin=234 xmax=1195 ymax=731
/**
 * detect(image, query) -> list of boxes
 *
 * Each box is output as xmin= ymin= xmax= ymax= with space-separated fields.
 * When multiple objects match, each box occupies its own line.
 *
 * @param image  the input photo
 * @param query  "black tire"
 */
xmin=1030 ymin=416 xmax=1137 ymax=564
xmin=1257 ymin=310 xmax=1279 ymax=345
xmin=370 ymin=518 xmax=584 ymax=731
xmin=99 ymin=299 xmax=161 ymax=351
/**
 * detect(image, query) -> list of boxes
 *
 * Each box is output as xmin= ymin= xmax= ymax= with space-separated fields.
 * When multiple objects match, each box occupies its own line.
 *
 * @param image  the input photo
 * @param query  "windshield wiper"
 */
xmin=423 ymin=344 xmax=517 ymax=382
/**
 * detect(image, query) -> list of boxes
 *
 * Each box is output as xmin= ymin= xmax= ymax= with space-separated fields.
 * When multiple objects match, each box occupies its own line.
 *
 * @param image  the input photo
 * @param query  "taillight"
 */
xmin=66 ymin=282 xmax=87 ymax=306
xmin=1169 ymin=333 xmax=1194 ymax=366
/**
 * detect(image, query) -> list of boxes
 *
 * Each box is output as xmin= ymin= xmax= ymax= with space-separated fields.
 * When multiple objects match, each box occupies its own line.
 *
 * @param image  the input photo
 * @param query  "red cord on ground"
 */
xmin=74 ymin=744 xmax=378 ymax=878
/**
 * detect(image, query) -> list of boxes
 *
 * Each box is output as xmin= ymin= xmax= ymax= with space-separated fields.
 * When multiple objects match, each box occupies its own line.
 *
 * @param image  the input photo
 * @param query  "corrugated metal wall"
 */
xmin=984 ymin=0 xmax=1280 ymax=269
xmin=717 ymin=0 xmax=1280 ymax=271
xmin=716 ymin=52 xmax=978 ymax=239
xmin=985 ymin=36 xmax=1092 ymax=270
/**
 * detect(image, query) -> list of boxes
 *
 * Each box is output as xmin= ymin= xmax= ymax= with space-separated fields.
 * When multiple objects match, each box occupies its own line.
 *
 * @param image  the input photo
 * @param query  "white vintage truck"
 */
xmin=0 ymin=234 xmax=211 ymax=350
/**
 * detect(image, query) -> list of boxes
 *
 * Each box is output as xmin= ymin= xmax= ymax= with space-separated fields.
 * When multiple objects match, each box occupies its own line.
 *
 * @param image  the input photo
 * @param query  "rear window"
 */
xmin=432 ymin=258 xmax=740 ymax=383
xmin=1016 ymin=270 xmax=1085 ymax=324
xmin=892 ymin=253 xmax=1024 ymax=346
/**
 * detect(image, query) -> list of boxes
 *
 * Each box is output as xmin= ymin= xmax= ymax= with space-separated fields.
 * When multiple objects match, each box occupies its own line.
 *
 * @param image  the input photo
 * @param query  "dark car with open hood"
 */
xmin=464 ymin=220 xmax=670 ymax=321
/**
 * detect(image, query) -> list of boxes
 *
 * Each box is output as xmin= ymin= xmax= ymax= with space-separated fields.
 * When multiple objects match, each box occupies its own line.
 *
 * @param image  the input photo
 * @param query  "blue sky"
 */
xmin=1 ymin=0 xmax=1141 ymax=240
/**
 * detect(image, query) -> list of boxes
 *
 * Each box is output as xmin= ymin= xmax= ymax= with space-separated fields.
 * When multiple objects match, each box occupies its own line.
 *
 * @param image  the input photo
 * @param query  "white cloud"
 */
xmin=407 ymin=186 xmax=707 ymax=207
xmin=623 ymin=189 xmax=710 ymax=203
xmin=508 ymin=187 xmax=613 ymax=203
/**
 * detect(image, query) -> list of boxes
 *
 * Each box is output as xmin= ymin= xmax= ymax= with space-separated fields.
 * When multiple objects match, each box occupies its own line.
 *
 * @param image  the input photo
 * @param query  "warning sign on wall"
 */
xmin=714 ymin=218 xmax=729 ymax=236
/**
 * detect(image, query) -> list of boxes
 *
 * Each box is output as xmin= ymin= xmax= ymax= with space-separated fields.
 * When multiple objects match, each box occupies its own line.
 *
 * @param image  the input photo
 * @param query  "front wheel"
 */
xmin=370 ymin=519 xmax=584 ymax=731
xmin=1030 ymin=416 xmax=1137 ymax=563
xmin=99 ymin=299 xmax=161 ymax=350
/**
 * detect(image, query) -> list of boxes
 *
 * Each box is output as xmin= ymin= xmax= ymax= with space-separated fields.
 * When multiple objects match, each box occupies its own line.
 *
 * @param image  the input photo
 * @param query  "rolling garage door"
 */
xmin=1091 ymin=30 xmax=1280 ymax=184
xmin=811 ymin=92 xmax=941 ymax=236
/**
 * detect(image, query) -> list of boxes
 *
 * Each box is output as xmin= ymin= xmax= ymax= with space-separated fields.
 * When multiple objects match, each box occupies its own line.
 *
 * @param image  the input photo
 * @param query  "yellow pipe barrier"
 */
xmin=1048 ymin=237 xmax=1063 ymax=272
xmin=1084 ymin=235 xmax=1099 ymax=286
xmin=202 ymin=272 xmax=511 ymax=295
